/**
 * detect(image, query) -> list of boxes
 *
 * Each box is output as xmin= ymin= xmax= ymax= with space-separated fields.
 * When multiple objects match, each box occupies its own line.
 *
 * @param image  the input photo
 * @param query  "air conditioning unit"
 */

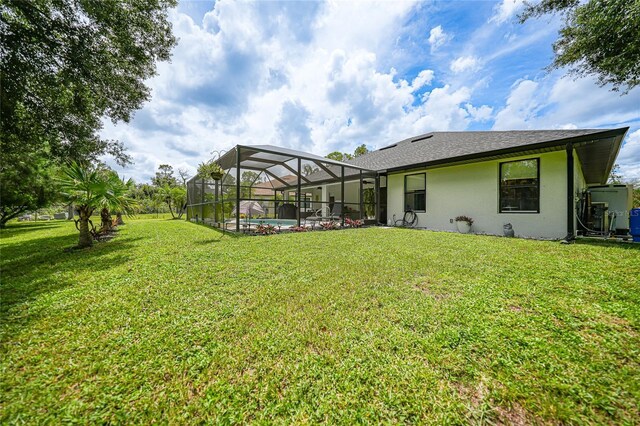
xmin=590 ymin=202 xmax=608 ymax=233
xmin=588 ymin=185 xmax=633 ymax=235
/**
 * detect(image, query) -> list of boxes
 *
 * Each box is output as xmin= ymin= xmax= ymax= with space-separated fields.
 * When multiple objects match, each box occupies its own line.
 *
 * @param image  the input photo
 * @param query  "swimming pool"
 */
xmin=230 ymin=219 xmax=298 ymax=227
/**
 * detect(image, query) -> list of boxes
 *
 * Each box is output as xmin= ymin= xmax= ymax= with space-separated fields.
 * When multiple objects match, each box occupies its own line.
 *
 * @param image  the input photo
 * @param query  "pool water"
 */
xmin=234 ymin=219 xmax=298 ymax=227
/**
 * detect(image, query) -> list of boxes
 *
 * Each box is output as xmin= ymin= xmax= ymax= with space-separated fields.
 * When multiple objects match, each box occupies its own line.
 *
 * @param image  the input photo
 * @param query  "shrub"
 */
xmin=345 ymin=217 xmax=364 ymax=228
xmin=290 ymin=226 xmax=309 ymax=232
xmin=255 ymin=224 xmax=277 ymax=235
xmin=455 ymin=215 xmax=473 ymax=226
xmin=320 ymin=221 xmax=338 ymax=230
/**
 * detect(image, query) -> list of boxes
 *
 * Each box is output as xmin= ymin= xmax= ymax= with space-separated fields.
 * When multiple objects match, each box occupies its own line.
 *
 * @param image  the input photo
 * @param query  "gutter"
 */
xmin=381 ymin=128 xmax=629 ymax=175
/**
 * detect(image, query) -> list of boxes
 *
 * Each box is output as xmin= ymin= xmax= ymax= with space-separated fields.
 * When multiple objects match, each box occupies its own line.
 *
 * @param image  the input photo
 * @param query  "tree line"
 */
xmin=0 ymin=0 xmax=177 ymax=247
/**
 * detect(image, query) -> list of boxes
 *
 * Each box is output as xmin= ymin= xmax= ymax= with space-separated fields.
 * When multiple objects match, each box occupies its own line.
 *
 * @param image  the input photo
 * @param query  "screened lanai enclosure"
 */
xmin=186 ymin=145 xmax=379 ymax=232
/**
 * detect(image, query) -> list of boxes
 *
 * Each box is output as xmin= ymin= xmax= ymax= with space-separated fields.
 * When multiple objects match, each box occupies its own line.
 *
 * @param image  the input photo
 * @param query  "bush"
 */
xmin=290 ymin=226 xmax=309 ymax=232
xmin=455 ymin=215 xmax=473 ymax=226
xmin=320 ymin=221 xmax=338 ymax=230
xmin=345 ymin=218 xmax=364 ymax=228
xmin=255 ymin=223 xmax=277 ymax=235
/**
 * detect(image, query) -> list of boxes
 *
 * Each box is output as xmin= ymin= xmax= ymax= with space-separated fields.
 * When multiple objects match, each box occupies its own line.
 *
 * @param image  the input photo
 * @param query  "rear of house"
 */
xmin=383 ymin=151 xmax=575 ymax=239
xmin=350 ymin=128 xmax=628 ymax=239
xmin=187 ymin=128 xmax=630 ymax=239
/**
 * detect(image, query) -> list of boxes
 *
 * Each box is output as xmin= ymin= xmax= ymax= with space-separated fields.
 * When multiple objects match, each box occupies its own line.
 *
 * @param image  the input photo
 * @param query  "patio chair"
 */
xmin=303 ymin=206 xmax=331 ymax=227
xmin=394 ymin=210 xmax=418 ymax=227
xmin=329 ymin=204 xmax=342 ymax=220
xmin=303 ymin=204 xmax=343 ymax=227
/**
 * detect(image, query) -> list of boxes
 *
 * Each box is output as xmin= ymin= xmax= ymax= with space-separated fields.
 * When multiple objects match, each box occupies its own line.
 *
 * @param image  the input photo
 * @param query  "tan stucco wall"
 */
xmin=386 ymin=151 xmax=570 ymax=239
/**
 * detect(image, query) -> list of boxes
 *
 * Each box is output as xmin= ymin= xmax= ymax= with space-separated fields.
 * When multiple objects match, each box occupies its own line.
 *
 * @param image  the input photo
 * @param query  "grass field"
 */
xmin=1 ymin=218 xmax=639 ymax=424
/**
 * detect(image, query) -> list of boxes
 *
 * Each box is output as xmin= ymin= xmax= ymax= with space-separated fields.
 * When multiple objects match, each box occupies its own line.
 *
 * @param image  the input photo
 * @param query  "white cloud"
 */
xmin=100 ymin=0 xmax=502 ymax=181
xmin=492 ymin=79 xmax=540 ymax=129
xmin=450 ymin=56 xmax=481 ymax=73
xmin=618 ymin=130 xmax=640 ymax=180
xmin=428 ymin=25 xmax=449 ymax=52
xmin=545 ymin=76 xmax=640 ymax=127
xmin=492 ymin=74 xmax=640 ymax=131
xmin=411 ymin=69 xmax=435 ymax=90
xmin=98 ymin=0 xmax=638 ymax=184
xmin=408 ymin=85 xmax=477 ymax=132
xmin=489 ymin=0 xmax=525 ymax=25
xmin=466 ymin=104 xmax=493 ymax=122
xmin=273 ymin=100 xmax=313 ymax=151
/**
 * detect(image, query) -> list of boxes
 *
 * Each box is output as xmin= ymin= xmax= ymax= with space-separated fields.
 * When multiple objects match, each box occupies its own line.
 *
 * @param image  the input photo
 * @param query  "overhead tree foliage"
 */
xmin=520 ymin=0 xmax=640 ymax=92
xmin=353 ymin=144 xmax=369 ymax=157
xmin=1 ymin=0 xmax=177 ymax=162
xmin=0 ymin=0 xmax=177 ymax=222
xmin=302 ymin=164 xmax=319 ymax=176
xmin=325 ymin=144 xmax=369 ymax=162
xmin=152 ymin=164 xmax=179 ymax=188
xmin=608 ymin=164 xmax=624 ymax=184
xmin=325 ymin=151 xmax=352 ymax=162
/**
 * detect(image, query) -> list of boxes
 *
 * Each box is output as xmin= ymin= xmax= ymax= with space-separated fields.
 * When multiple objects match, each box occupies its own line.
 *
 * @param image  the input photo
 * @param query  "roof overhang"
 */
xmin=381 ymin=128 xmax=628 ymax=184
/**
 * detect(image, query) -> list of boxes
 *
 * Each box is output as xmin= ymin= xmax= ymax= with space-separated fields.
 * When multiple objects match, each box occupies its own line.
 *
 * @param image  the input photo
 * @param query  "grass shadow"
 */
xmin=1 ymin=230 xmax=144 ymax=328
xmin=194 ymin=238 xmax=224 ymax=245
xmin=186 ymin=220 xmax=246 ymax=239
xmin=1 ymin=221 xmax=69 ymax=237
xmin=574 ymin=238 xmax=640 ymax=251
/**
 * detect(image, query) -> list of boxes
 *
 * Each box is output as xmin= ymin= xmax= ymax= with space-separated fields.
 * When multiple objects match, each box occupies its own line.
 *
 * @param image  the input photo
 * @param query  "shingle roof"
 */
xmin=348 ymin=129 xmax=626 ymax=173
xmin=253 ymin=175 xmax=298 ymax=195
xmin=198 ymin=128 xmax=627 ymax=188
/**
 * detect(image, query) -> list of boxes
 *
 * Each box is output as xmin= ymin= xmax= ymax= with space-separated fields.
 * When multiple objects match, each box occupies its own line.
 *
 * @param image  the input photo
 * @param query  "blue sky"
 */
xmin=101 ymin=0 xmax=640 ymax=183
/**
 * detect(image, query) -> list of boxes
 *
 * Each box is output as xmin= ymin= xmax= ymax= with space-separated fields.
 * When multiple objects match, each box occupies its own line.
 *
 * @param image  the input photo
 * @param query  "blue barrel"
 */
xmin=631 ymin=208 xmax=640 ymax=243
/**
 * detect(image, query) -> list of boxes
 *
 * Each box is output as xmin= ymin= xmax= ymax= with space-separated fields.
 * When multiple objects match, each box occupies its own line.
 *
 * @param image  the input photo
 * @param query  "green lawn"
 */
xmin=1 ymin=219 xmax=638 ymax=424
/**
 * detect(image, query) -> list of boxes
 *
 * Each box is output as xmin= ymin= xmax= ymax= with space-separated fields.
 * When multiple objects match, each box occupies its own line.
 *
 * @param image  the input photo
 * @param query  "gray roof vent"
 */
xmin=411 ymin=133 xmax=434 ymax=143
xmin=378 ymin=144 xmax=397 ymax=151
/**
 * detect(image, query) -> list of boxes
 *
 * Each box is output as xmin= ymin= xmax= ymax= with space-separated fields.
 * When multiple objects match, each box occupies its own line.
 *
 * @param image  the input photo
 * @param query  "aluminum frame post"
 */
xmin=375 ymin=175 xmax=380 ymax=224
xmin=297 ymin=157 xmax=302 ymax=227
xmin=340 ymin=166 xmax=345 ymax=227
xmin=236 ymin=146 xmax=241 ymax=233
xmin=359 ymin=170 xmax=364 ymax=221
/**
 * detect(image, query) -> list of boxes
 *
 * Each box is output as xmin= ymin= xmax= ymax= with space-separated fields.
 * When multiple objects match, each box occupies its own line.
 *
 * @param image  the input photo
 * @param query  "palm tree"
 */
xmin=58 ymin=162 xmax=135 ymax=248
xmin=98 ymin=172 xmax=136 ymax=232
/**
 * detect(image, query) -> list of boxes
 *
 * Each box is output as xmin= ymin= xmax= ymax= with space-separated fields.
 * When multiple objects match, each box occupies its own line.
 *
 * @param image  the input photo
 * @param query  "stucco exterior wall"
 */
xmin=386 ymin=151 xmax=571 ymax=239
xmin=326 ymin=181 xmax=361 ymax=207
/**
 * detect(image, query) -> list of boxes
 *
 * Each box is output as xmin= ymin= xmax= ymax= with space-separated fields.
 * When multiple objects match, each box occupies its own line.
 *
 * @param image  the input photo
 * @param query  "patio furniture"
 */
xmin=277 ymin=203 xmax=297 ymax=219
xmin=394 ymin=210 xmax=417 ymax=227
xmin=304 ymin=206 xmax=329 ymax=226
xmin=234 ymin=200 xmax=265 ymax=218
xmin=303 ymin=205 xmax=342 ymax=227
